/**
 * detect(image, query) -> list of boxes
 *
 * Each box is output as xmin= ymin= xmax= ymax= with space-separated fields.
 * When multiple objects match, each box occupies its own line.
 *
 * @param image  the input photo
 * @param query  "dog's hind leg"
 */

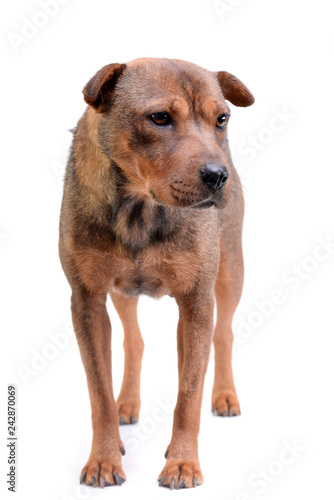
xmin=212 ymin=240 xmax=243 ymax=416
xmin=212 ymin=205 xmax=244 ymax=417
xmin=110 ymin=291 xmax=144 ymax=425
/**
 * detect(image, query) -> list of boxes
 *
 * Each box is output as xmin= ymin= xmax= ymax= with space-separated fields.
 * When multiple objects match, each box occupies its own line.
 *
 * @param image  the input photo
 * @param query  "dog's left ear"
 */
xmin=83 ymin=63 xmax=126 ymax=112
xmin=216 ymin=71 xmax=254 ymax=107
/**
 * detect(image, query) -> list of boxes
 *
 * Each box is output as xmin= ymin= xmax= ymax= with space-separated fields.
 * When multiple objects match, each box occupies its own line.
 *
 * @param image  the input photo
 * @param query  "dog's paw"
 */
xmin=117 ymin=398 xmax=140 ymax=425
xmin=212 ymin=389 xmax=241 ymax=417
xmin=80 ymin=457 xmax=126 ymax=488
xmin=158 ymin=460 xmax=203 ymax=489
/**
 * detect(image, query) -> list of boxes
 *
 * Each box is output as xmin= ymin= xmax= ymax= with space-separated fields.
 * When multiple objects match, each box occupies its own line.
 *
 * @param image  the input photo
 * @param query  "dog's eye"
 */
xmin=216 ymin=114 xmax=228 ymax=128
xmin=150 ymin=112 xmax=171 ymax=126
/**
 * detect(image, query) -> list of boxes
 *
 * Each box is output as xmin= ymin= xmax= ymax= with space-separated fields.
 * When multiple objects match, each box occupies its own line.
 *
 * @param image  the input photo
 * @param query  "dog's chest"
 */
xmin=108 ymin=240 xmax=213 ymax=298
xmin=70 ymin=208 xmax=220 ymax=297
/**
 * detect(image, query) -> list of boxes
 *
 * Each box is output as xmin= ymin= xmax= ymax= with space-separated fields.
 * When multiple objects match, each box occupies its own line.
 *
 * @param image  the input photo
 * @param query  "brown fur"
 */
xmin=59 ymin=57 xmax=254 ymax=489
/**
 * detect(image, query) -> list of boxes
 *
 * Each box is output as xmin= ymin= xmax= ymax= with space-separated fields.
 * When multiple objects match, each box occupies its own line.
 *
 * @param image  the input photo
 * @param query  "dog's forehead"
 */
xmin=117 ymin=58 xmax=226 ymax=111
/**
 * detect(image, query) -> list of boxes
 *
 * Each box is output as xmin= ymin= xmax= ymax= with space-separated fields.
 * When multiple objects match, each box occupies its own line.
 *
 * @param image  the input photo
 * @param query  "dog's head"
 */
xmin=83 ymin=58 xmax=254 ymax=209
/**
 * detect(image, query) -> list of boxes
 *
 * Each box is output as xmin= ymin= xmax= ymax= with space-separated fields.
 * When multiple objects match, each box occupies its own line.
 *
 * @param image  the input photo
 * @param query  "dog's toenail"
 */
xmin=159 ymin=475 xmax=167 ymax=486
xmin=113 ymin=473 xmax=123 ymax=485
xmin=176 ymin=478 xmax=185 ymax=489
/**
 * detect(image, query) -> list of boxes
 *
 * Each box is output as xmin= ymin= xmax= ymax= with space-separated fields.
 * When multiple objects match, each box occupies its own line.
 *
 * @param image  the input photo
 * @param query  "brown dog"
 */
xmin=59 ymin=57 xmax=254 ymax=490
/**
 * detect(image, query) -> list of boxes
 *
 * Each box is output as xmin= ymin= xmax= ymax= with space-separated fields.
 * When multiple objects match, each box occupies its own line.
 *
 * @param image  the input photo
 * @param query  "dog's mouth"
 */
xmin=150 ymin=188 xmax=218 ymax=209
xmin=190 ymin=198 xmax=217 ymax=209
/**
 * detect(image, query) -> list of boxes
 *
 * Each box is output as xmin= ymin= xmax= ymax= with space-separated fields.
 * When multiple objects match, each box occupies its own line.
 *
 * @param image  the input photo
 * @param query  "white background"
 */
xmin=1 ymin=0 xmax=334 ymax=499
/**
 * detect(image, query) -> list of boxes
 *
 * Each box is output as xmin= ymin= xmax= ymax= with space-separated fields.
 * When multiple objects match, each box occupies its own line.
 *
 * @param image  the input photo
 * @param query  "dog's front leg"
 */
xmin=71 ymin=287 xmax=126 ymax=487
xmin=158 ymin=291 xmax=215 ymax=489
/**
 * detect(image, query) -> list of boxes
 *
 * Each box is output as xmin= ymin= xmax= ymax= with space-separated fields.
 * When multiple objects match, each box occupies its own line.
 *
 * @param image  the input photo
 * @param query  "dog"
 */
xmin=59 ymin=57 xmax=254 ymax=490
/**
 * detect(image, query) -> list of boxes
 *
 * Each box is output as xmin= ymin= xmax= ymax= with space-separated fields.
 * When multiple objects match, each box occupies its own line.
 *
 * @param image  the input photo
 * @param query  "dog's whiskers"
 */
xmin=227 ymin=189 xmax=245 ymax=215
xmin=154 ymin=177 xmax=176 ymax=199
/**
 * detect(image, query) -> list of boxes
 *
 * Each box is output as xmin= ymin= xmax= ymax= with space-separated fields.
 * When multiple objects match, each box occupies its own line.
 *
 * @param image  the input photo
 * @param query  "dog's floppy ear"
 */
xmin=82 ymin=63 xmax=126 ymax=112
xmin=216 ymin=71 xmax=254 ymax=107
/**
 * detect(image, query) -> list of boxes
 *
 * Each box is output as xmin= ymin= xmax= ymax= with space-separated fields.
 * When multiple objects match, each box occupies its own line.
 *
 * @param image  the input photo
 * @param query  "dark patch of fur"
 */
xmin=128 ymin=200 xmax=145 ymax=227
xmin=130 ymin=125 xmax=159 ymax=148
xmin=110 ymin=160 xmax=129 ymax=188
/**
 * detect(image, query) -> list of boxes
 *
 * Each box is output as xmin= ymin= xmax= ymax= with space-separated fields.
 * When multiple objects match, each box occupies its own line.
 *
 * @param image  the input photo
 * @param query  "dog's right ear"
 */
xmin=82 ymin=63 xmax=126 ymax=113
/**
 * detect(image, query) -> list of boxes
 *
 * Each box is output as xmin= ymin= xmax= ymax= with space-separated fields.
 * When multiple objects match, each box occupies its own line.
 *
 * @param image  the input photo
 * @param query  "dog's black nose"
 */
xmin=200 ymin=164 xmax=229 ymax=192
